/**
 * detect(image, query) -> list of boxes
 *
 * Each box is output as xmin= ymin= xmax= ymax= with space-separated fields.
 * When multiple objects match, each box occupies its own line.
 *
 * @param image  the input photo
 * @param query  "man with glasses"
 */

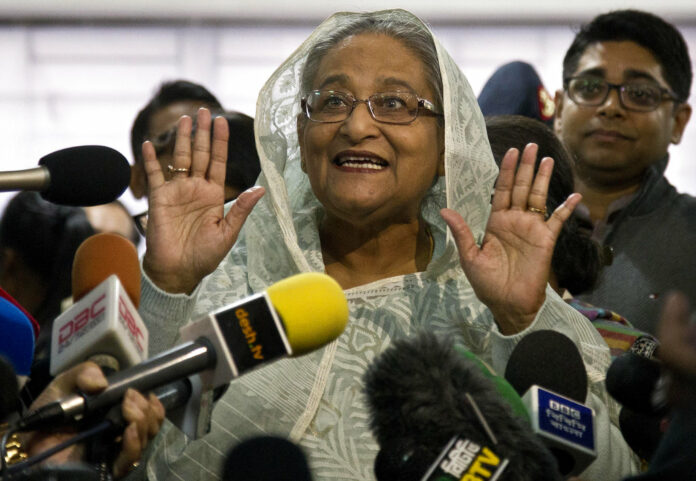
xmin=553 ymin=9 xmax=694 ymax=334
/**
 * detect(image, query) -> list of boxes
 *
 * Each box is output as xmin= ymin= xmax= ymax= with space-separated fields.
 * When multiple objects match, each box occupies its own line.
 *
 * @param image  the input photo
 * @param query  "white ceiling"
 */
xmin=1 ymin=0 xmax=696 ymax=23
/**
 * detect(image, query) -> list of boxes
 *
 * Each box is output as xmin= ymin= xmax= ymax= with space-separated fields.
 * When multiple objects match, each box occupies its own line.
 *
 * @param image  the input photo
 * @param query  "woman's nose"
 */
xmin=339 ymin=100 xmax=380 ymax=140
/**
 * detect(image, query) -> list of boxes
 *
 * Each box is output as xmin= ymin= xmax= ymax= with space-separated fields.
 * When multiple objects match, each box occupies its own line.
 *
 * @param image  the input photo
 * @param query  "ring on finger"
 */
xmin=167 ymin=164 xmax=190 ymax=175
xmin=527 ymin=206 xmax=548 ymax=217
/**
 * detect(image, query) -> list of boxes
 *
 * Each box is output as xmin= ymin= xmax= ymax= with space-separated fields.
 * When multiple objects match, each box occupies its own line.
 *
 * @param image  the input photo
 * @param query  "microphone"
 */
xmin=605 ymin=335 xmax=665 ymax=416
xmin=17 ymin=272 xmax=349 ymax=432
xmin=50 ymin=233 xmax=147 ymax=376
xmin=222 ymin=436 xmax=312 ymax=480
xmin=364 ymin=331 xmax=562 ymax=481
xmin=605 ymin=334 xmax=665 ymax=461
xmin=0 ymin=297 xmax=36 ymax=389
xmin=504 ymin=330 xmax=596 ymax=477
xmin=0 ymin=146 xmax=130 ymax=206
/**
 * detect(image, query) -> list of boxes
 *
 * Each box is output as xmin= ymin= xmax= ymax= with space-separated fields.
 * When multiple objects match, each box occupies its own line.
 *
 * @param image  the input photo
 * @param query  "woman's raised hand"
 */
xmin=142 ymin=108 xmax=264 ymax=294
xmin=441 ymin=144 xmax=581 ymax=335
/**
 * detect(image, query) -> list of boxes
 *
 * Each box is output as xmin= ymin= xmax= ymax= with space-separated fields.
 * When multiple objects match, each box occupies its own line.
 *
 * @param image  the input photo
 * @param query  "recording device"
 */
xmin=50 ymin=233 xmax=147 ymax=376
xmin=504 ymin=330 xmax=596 ymax=477
xmin=0 ymin=146 xmax=130 ymax=206
xmin=365 ymin=331 xmax=561 ymax=481
xmin=223 ymin=436 xmax=312 ymax=481
xmin=17 ymin=272 xmax=349 ymax=432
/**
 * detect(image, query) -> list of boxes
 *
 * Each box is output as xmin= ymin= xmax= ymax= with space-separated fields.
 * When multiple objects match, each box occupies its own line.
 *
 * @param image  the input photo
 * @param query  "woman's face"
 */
xmin=298 ymin=33 xmax=444 ymax=227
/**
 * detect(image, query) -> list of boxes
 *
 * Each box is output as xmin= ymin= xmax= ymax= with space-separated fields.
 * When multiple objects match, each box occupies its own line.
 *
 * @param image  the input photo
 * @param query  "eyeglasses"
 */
xmin=564 ymin=76 xmax=679 ymax=112
xmin=150 ymin=125 xmax=178 ymax=156
xmin=301 ymin=90 xmax=442 ymax=124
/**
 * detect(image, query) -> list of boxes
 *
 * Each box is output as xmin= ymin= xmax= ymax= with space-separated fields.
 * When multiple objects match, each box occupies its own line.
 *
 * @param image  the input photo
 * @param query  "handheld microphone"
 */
xmin=18 ymin=272 xmax=349 ymax=432
xmin=0 ymin=146 xmax=130 ymax=206
xmin=365 ymin=331 xmax=562 ymax=481
xmin=504 ymin=330 xmax=596 ymax=477
xmin=50 ymin=233 xmax=147 ymax=376
xmin=223 ymin=436 xmax=312 ymax=481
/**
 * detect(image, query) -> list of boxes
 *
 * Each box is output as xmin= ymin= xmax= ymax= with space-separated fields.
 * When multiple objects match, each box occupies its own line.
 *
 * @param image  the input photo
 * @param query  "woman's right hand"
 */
xmin=142 ymin=108 xmax=264 ymax=294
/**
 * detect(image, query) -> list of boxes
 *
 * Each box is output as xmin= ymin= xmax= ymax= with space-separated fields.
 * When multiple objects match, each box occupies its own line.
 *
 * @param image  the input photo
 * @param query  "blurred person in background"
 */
xmin=132 ymin=110 xmax=261 ymax=237
xmin=129 ymin=80 xmax=224 ymax=200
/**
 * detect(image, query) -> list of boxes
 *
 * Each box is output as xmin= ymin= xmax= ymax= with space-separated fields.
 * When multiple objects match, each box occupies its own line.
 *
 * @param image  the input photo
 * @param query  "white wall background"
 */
xmin=0 ymin=1 xmax=695 ymax=218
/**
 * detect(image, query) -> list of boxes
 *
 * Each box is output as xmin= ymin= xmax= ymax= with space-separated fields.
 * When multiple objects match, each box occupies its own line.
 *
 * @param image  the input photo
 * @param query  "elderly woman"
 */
xmin=138 ymin=10 xmax=638 ymax=481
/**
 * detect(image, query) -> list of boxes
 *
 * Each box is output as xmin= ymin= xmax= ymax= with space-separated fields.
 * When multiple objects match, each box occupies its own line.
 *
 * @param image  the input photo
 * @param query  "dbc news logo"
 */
xmin=425 ymin=436 xmax=508 ymax=481
xmin=118 ymin=295 xmax=145 ymax=353
xmin=58 ymin=293 xmax=107 ymax=352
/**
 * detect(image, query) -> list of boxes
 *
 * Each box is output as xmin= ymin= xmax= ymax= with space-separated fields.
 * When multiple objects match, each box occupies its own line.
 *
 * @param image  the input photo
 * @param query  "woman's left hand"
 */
xmin=441 ymin=143 xmax=581 ymax=335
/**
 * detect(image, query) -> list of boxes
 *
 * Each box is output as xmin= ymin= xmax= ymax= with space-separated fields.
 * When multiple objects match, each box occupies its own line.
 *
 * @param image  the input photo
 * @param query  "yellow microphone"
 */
xmin=20 ymin=272 xmax=349 ymax=433
xmin=267 ymin=272 xmax=349 ymax=355
xmin=180 ymin=272 xmax=349 ymax=388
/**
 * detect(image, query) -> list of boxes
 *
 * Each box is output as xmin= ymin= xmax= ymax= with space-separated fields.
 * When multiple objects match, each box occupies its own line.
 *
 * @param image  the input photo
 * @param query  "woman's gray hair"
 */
xmin=300 ymin=10 xmax=443 ymax=111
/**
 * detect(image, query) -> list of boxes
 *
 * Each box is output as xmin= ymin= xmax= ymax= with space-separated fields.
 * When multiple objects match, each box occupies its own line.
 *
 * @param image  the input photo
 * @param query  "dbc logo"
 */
xmin=118 ymin=296 xmax=145 ymax=353
xmin=58 ymin=294 xmax=107 ymax=345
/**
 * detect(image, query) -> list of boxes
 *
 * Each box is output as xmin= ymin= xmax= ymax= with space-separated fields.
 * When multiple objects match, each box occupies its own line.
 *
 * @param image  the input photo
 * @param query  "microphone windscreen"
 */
xmin=223 ymin=436 xmax=312 ymax=481
xmin=453 ymin=344 xmax=530 ymax=423
xmin=266 ymin=272 xmax=348 ymax=355
xmin=0 ymin=354 xmax=19 ymax=420
xmin=39 ymin=145 xmax=130 ymax=206
xmin=505 ymin=330 xmax=588 ymax=403
xmin=72 ymin=233 xmax=141 ymax=307
xmin=365 ymin=331 xmax=562 ymax=481
xmin=0 ymin=297 xmax=35 ymax=377
xmin=605 ymin=352 xmax=663 ymax=415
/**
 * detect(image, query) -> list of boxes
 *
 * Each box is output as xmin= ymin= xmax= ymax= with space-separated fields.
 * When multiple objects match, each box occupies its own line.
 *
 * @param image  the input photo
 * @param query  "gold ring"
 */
xmin=167 ymin=165 xmax=190 ymax=174
xmin=527 ymin=206 xmax=547 ymax=216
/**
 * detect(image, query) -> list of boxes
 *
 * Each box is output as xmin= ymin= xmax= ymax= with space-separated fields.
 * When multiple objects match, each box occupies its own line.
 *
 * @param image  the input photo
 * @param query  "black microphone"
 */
xmin=0 ymin=146 xmax=130 ymax=206
xmin=364 ymin=331 xmax=562 ymax=481
xmin=504 ymin=330 xmax=587 ymax=403
xmin=605 ymin=335 xmax=665 ymax=461
xmin=504 ymin=330 xmax=597 ymax=477
xmin=222 ymin=436 xmax=312 ymax=481
xmin=605 ymin=336 xmax=666 ymax=416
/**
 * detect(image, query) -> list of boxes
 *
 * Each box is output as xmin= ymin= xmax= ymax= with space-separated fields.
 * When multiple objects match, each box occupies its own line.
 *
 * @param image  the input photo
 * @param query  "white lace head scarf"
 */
xmin=234 ymin=9 xmax=498 ymax=292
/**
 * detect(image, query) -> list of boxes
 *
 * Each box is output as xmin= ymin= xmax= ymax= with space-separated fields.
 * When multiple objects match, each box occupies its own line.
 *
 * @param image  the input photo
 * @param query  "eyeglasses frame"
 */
xmin=301 ymin=90 xmax=443 ymax=125
xmin=563 ymin=76 xmax=680 ymax=112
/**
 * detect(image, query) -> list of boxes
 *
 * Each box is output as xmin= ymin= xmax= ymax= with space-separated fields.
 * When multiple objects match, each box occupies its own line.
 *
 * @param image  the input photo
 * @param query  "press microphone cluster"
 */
xmin=364 ymin=331 xmax=562 ymax=481
xmin=17 ymin=271 xmax=349 ymax=433
xmin=0 ymin=145 xmax=130 ymax=206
